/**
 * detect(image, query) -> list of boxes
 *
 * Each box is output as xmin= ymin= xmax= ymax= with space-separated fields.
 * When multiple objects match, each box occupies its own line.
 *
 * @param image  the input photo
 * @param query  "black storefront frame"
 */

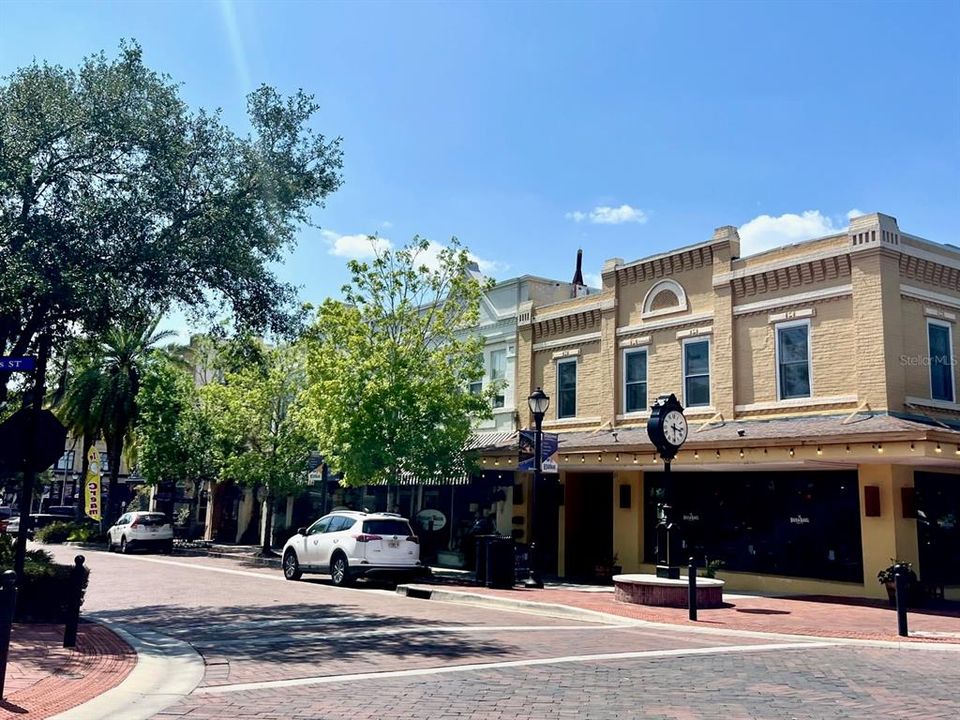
xmin=643 ymin=469 xmax=863 ymax=584
xmin=915 ymin=471 xmax=960 ymax=586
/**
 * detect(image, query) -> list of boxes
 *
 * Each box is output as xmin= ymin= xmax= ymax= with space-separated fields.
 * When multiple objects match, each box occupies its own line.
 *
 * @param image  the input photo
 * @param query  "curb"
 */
xmin=47 ymin=615 xmax=205 ymax=720
xmin=396 ymin=584 xmax=960 ymax=651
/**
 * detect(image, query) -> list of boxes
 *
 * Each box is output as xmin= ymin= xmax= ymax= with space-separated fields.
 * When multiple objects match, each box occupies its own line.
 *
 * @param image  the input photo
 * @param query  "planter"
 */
xmin=884 ymin=581 xmax=924 ymax=608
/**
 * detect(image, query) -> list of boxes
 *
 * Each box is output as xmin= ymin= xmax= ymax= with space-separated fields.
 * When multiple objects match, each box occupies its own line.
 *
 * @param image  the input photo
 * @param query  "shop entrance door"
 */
xmin=564 ymin=473 xmax=613 ymax=582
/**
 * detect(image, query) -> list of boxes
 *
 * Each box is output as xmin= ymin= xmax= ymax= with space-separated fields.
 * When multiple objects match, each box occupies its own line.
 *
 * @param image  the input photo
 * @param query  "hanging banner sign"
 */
xmin=518 ymin=430 xmax=559 ymax=472
xmin=84 ymin=446 xmax=102 ymax=521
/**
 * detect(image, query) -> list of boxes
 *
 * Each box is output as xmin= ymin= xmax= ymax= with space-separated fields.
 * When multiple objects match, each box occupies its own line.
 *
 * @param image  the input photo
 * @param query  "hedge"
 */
xmin=0 ymin=536 xmax=88 ymax=622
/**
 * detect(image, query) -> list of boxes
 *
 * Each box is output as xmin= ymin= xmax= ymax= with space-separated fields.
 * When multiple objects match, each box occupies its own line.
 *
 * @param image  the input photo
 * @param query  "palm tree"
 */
xmin=59 ymin=317 xmax=175 ymax=524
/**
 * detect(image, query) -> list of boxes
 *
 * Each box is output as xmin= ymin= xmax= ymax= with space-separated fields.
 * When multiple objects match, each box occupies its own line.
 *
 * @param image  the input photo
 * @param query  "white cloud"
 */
xmin=380 ymin=220 xmax=393 ymax=229
xmin=566 ymin=204 xmax=647 ymax=225
xmin=321 ymin=229 xmax=393 ymax=259
xmin=412 ymin=240 xmax=507 ymax=277
xmin=846 ymin=208 xmax=864 ymax=220
xmin=738 ymin=209 xmax=861 ymax=256
xmin=584 ymin=272 xmax=603 ymax=289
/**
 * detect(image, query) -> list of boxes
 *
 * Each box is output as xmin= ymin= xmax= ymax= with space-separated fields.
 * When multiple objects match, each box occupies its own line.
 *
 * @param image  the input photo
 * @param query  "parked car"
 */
xmin=0 ymin=506 xmax=18 ymax=534
xmin=281 ymin=511 xmax=426 ymax=587
xmin=106 ymin=511 xmax=174 ymax=554
xmin=5 ymin=513 xmax=70 ymax=540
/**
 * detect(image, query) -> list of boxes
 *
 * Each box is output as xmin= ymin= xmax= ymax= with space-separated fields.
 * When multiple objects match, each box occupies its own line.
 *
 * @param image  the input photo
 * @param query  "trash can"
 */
xmin=486 ymin=536 xmax=515 ymax=589
xmin=474 ymin=535 xmax=496 ymax=586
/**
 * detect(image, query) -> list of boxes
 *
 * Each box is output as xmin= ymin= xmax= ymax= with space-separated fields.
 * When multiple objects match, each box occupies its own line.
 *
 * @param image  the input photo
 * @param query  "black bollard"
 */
xmin=688 ymin=557 xmax=698 ymax=621
xmin=63 ymin=555 xmax=86 ymax=648
xmin=894 ymin=564 xmax=909 ymax=638
xmin=0 ymin=570 xmax=18 ymax=700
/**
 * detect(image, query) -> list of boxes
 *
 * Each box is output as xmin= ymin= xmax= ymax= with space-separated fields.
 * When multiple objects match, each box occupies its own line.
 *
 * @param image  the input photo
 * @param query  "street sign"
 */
xmin=0 ymin=408 xmax=68 ymax=473
xmin=0 ymin=357 xmax=36 ymax=372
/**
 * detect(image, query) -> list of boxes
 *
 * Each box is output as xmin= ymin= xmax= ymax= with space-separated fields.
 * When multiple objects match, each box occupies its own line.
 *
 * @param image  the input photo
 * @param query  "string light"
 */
xmin=739 ymin=449 xmax=744 ymax=459
xmin=816 ymin=446 xmax=822 ymax=456
xmin=877 ymin=443 xmax=884 ymax=454
xmin=715 ymin=450 xmax=721 ymax=460
xmin=580 ymin=454 xmax=585 ymax=463
xmin=694 ymin=450 xmax=699 ymax=460
xmin=615 ymin=454 xmax=620 ymax=463
xmin=789 ymin=448 xmax=795 ymax=457
xmin=936 ymin=443 xmax=942 ymax=453
xmin=632 ymin=454 xmax=638 ymax=464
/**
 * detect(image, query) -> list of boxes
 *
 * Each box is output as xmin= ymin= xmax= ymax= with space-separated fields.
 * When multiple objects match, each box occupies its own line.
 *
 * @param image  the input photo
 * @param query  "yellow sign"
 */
xmin=84 ymin=446 xmax=102 ymax=521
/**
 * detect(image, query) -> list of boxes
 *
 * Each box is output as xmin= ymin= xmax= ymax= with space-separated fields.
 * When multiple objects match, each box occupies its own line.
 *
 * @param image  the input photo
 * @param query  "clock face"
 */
xmin=662 ymin=409 xmax=688 ymax=447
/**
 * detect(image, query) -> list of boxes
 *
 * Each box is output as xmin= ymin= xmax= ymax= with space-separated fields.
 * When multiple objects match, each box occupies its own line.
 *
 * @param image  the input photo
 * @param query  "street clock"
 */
xmin=646 ymin=394 xmax=688 ymax=461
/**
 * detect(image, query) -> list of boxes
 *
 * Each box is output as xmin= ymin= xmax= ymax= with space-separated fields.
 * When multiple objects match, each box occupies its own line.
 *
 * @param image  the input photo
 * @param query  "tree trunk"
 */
xmin=104 ymin=436 xmax=124 ymax=526
xmin=75 ymin=435 xmax=94 ymax=521
xmin=261 ymin=493 xmax=274 ymax=556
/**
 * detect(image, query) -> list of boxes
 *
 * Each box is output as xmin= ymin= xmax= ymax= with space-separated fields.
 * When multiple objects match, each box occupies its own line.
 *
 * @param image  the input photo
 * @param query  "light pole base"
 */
xmin=524 ymin=574 xmax=544 ymax=589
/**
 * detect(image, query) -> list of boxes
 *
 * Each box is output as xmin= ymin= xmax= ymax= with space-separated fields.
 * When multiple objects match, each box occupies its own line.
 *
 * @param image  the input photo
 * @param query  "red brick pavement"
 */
xmin=0 ymin=622 xmax=135 ymax=719
xmin=430 ymin=583 xmax=960 ymax=642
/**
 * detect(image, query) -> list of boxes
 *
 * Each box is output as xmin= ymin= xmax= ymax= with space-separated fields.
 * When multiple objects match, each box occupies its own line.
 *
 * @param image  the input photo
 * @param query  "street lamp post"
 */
xmin=525 ymin=387 xmax=550 ymax=589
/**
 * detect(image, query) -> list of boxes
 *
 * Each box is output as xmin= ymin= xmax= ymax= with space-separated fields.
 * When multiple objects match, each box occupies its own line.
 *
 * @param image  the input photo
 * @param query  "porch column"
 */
xmin=858 ymin=464 xmax=918 ymax=599
xmin=612 ymin=470 xmax=643 ymax=572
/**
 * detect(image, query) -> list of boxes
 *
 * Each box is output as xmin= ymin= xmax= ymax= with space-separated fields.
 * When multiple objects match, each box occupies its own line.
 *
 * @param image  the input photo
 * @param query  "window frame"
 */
xmin=622 ymin=347 xmax=649 ymax=414
xmin=928 ymin=319 xmax=956 ymax=403
xmin=681 ymin=337 xmax=711 ymax=408
xmin=555 ymin=357 xmax=578 ymax=419
xmin=775 ymin=319 xmax=813 ymax=401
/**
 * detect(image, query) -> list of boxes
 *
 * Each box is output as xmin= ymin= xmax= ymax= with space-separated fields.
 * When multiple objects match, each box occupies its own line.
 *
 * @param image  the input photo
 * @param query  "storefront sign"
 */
xmin=84 ymin=446 xmax=102 ymax=521
xmin=416 ymin=508 xmax=447 ymax=532
xmin=789 ymin=515 xmax=811 ymax=525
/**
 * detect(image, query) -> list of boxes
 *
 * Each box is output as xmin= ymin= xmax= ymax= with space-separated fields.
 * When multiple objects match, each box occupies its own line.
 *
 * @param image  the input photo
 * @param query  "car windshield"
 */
xmin=362 ymin=519 xmax=412 ymax=536
xmin=138 ymin=513 xmax=169 ymax=526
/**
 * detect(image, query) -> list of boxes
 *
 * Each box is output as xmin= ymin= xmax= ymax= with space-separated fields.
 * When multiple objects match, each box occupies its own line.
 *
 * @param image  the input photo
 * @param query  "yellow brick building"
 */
xmin=486 ymin=212 xmax=960 ymax=599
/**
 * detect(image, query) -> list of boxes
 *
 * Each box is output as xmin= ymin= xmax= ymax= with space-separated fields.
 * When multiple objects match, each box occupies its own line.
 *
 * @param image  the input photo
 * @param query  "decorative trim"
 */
xmin=533 ymin=331 xmax=601 ymax=352
xmin=641 ymin=279 xmax=688 ymax=318
xmin=552 ymin=348 xmax=581 ymax=360
xmin=543 ymin=416 xmax=602 ymax=428
xmin=619 ymin=335 xmax=652 ymax=349
xmin=901 ymin=284 xmax=960 ymax=311
xmin=714 ymin=246 xmax=847 ymax=287
xmin=925 ymin=307 xmax=957 ymax=322
xmin=733 ymin=285 xmax=853 ymax=316
xmin=616 ymin=312 xmax=714 ymax=337
xmin=676 ymin=325 xmax=713 ymax=340
xmin=616 ymin=412 xmax=651 ymax=422
xmin=534 ymin=297 xmax=614 ymax=324
xmin=905 ymin=396 xmax=960 ymax=412
xmin=769 ymin=308 xmax=816 ymax=324
xmin=735 ymin=394 xmax=859 ymax=413
xmin=901 ymin=243 xmax=960 ymax=272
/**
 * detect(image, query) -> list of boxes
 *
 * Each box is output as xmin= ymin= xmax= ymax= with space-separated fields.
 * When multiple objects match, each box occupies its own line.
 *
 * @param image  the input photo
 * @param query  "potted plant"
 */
xmin=594 ymin=553 xmax=621 ymax=584
xmin=877 ymin=561 xmax=920 ymax=607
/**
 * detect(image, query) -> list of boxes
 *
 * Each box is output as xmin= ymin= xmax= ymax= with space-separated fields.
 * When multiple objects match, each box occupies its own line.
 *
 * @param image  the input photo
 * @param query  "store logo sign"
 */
xmin=789 ymin=515 xmax=810 ymax=525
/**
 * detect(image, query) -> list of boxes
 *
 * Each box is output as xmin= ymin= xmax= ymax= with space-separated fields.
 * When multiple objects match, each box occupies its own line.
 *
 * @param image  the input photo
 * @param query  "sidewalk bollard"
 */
xmin=688 ymin=557 xmax=697 ymax=622
xmin=63 ymin=555 xmax=86 ymax=649
xmin=0 ymin=570 xmax=18 ymax=700
xmin=894 ymin=564 xmax=909 ymax=638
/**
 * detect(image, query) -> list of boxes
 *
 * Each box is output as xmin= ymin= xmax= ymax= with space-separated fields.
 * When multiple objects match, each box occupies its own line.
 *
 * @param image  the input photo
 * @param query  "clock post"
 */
xmin=646 ymin=394 xmax=688 ymax=580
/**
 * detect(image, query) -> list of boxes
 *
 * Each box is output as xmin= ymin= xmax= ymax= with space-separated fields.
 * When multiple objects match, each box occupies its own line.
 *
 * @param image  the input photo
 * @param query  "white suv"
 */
xmin=281 ymin=511 xmax=425 ymax=586
xmin=107 ymin=511 xmax=174 ymax=554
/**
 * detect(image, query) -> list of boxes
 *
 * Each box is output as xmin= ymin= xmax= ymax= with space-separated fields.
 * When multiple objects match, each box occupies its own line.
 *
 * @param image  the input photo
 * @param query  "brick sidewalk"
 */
xmin=1 ymin=622 xmax=135 ymax=718
xmin=422 ymin=582 xmax=960 ymax=642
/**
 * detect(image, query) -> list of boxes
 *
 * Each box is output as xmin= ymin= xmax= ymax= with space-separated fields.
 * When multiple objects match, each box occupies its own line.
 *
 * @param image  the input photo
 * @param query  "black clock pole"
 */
xmin=656 ymin=455 xmax=680 ymax=580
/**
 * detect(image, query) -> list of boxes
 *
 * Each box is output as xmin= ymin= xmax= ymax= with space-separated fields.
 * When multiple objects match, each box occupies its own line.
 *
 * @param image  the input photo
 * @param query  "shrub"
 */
xmin=33 ymin=521 xmax=75 ymax=544
xmin=0 ymin=535 xmax=89 ymax=622
xmin=66 ymin=524 xmax=105 ymax=544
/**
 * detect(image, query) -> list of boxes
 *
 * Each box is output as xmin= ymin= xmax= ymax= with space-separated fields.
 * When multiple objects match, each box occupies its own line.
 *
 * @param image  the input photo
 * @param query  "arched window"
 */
xmin=641 ymin=279 xmax=688 ymax=319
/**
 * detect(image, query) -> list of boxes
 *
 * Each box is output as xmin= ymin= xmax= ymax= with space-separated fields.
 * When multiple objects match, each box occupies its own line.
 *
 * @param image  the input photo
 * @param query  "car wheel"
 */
xmin=163 ymin=541 xmax=173 ymax=555
xmin=120 ymin=536 xmax=129 ymax=554
xmin=283 ymin=550 xmax=302 ymax=581
xmin=330 ymin=553 xmax=352 ymax=587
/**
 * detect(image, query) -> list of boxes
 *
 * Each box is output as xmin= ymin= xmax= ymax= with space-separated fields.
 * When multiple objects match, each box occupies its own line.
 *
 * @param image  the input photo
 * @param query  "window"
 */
xmin=623 ymin=349 xmax=648 ymax=413
xmin=468 ymin=380 xmax=483 ymax=396
xmin=556 ymin=358 xmax=577 ymax=419
xmin=776 ymin=321 xmax=812 ymax=400
xmin=929 ymin=320 xmax=955 ymax=402
xmin=326 ymin=516 xmax=353 ymax=533
xmin=490 ymin=349 xmax=506 ymax=408
xmin=307 ymin=517 xmax=331 ymax=535
xmin=683 ymin=339 xmax=710 ymax=407
xmin=362 ymin=519 xmax=413 ymax=536
xmin=55 ymin=450 xmax=75 ymax=471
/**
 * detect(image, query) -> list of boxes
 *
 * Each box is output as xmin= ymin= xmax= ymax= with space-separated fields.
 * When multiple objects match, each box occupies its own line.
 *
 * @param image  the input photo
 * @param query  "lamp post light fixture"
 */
xmin=525 ymin=387 xmax=549 ymax=589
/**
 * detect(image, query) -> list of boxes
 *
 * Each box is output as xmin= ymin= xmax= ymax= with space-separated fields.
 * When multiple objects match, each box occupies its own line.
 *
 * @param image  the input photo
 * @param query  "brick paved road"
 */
xmin=47 ymin=546 xmax=960 ymax=719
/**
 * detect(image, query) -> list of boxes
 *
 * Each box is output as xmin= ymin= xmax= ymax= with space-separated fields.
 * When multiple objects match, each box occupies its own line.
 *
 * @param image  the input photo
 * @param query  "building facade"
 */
xmin=482 ymin=212 xmax=960 ymax=599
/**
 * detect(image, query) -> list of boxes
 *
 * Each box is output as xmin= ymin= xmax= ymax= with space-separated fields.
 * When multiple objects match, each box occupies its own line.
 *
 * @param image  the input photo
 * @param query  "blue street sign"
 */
xmin=0 ymin=357 xmax=36 ymax=372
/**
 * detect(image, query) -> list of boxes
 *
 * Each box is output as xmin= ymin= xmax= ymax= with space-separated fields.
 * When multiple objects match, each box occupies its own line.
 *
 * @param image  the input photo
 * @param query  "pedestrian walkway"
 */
xmin=1 ymin=622 xmax=135 ymax=718
xmin=401 ymin=580 xmax=960 ymax=643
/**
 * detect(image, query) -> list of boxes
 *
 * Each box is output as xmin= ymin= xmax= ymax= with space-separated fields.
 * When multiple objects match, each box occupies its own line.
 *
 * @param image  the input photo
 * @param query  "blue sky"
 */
xmin=1 ymin=0 xmax=957 ymax=329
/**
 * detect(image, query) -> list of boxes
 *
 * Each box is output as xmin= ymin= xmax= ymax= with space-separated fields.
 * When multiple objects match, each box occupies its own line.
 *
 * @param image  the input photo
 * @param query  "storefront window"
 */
xmin=916 ymin=472 xmax=960 ymax=585
xmin=644 ymin=471 xmax=862 ymax=583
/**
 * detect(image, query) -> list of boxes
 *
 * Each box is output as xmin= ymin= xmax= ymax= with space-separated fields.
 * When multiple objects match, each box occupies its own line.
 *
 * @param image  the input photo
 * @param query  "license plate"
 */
xmin=388 ymin=539 xmax=399 ymax=548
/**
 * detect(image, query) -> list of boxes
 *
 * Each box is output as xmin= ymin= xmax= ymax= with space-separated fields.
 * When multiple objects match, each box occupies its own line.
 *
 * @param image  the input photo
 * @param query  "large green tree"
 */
xmin=0 ymin=41 xmax=343 ymax=406
xmin=202 ymin=344 xmax=313 ymax=554
xmin=58 ymin=317 xmax=173 ymax=523
xmin=302 ymin=237 xmax=494 ymax=488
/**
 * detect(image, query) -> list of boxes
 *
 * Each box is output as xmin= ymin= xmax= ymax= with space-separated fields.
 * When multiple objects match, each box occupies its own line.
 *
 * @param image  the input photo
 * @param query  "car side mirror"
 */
xmin=297 ymin=527 xmax=307 ymax=536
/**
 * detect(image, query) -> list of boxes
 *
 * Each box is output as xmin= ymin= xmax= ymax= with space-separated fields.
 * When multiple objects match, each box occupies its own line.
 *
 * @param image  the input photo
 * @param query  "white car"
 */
xmin=107 ymin=511 xmax=174 ymax=554
xmin=281 ymin=511 xmax=425 ymax=586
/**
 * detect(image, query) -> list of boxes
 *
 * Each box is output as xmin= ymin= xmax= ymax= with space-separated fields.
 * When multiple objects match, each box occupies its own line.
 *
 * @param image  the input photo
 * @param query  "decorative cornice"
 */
xmin=532 ymin=331 xmax=601 ymax=352
xmin=616 ymin=312 xmax=714 ymax=338
xmin=735 ymin=395 xmax=859 ymax=414
xmin=900 ymin=285 xmax=960 ymax=311
xmin=733 ymin=284 xmax=853 ymax=317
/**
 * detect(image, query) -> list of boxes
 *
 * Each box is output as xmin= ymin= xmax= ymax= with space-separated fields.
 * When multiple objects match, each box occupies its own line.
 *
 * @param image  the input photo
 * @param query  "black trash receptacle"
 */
xmin=475 ymin=535 xmax=496 ymax=586
xmin=486 ymin=536 xmax=515 ymax=589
